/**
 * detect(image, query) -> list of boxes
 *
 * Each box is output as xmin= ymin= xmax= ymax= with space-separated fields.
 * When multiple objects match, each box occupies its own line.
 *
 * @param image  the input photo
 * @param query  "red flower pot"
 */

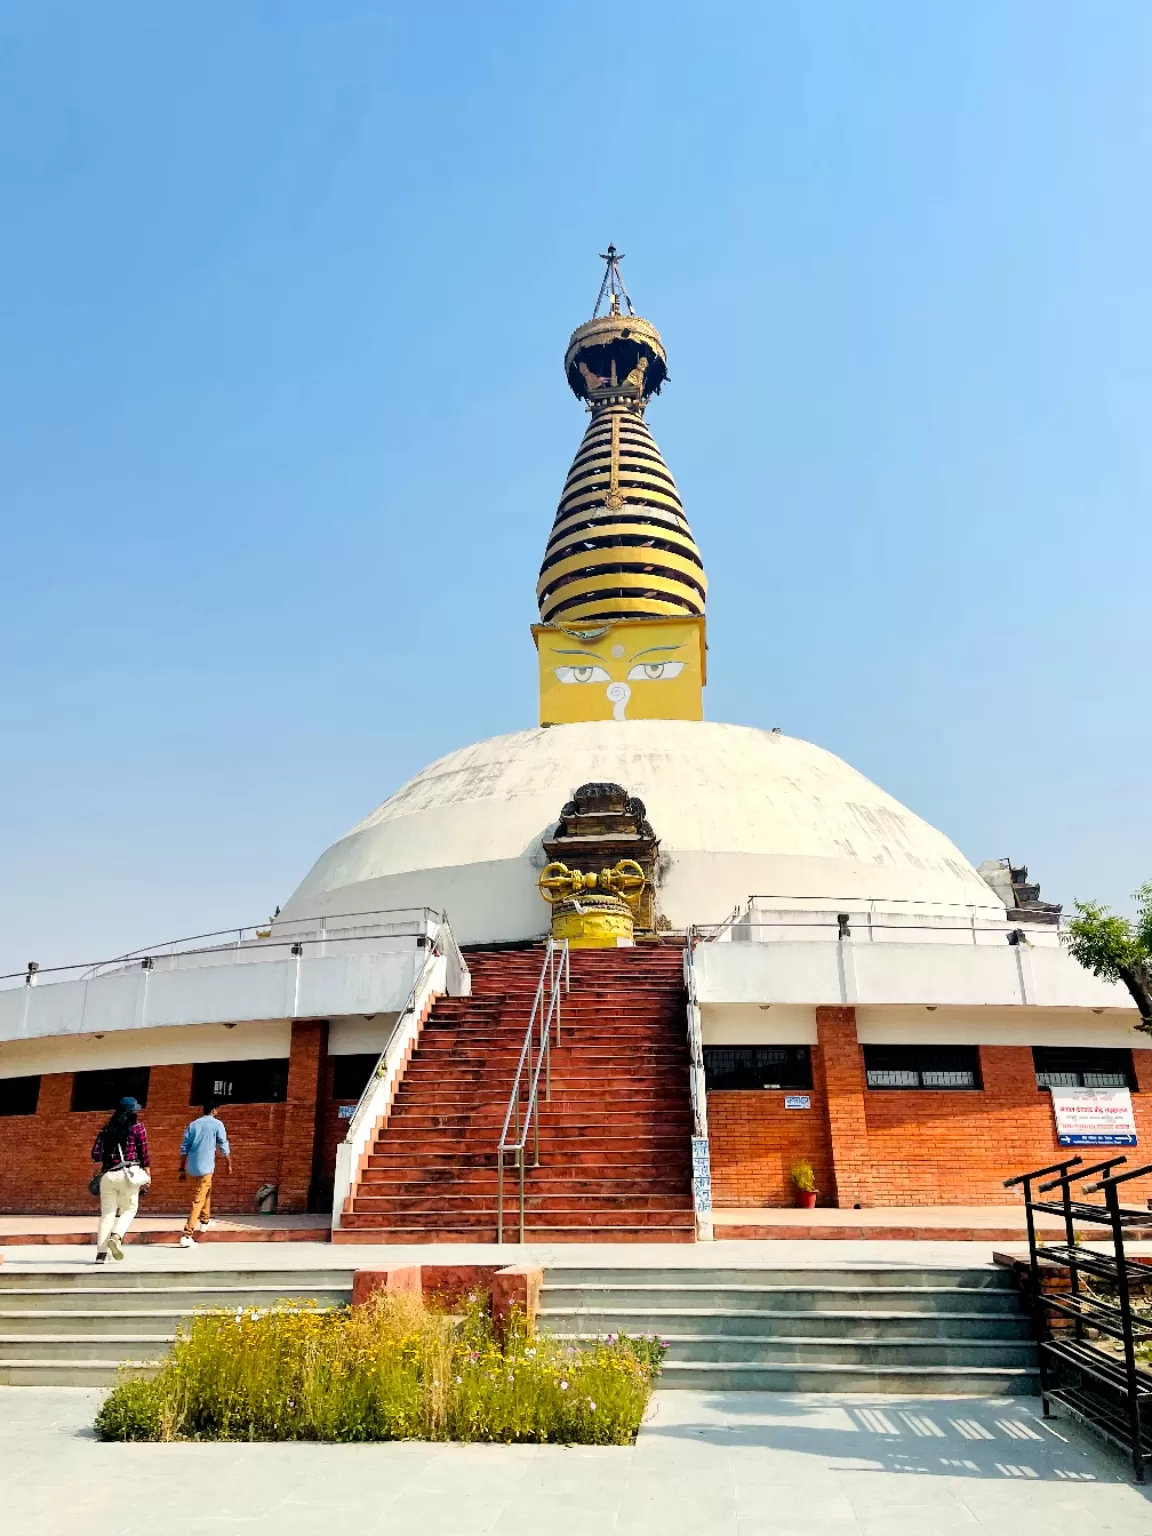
xmin=794 ymin=1191 xmax=817 ymax=1209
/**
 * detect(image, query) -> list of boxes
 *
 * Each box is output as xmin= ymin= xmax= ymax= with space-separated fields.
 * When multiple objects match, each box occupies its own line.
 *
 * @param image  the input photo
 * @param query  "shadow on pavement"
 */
xmin=643 ymin=1391 xmax=1152 ymax=1491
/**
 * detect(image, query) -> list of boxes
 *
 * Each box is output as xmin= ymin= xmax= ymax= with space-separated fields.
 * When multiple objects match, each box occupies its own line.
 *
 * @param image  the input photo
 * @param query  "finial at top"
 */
xmin=593 ymin=244 xmax=635 ymax=318
xmin=564 ymin=245 xmax=667 ymax=404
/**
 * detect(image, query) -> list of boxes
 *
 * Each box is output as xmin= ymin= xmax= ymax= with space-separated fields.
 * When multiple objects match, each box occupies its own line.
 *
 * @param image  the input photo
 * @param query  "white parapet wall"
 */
xmin=692 ymin=931 xmax=1137 ymax=1014
xmin=0 ymin=947 xmax=427 ymax=1046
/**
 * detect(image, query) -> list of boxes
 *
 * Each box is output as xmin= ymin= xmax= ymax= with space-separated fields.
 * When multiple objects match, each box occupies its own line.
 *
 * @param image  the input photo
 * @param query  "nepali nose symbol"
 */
xmin=606 ymin=681 xmax=630 ymax=721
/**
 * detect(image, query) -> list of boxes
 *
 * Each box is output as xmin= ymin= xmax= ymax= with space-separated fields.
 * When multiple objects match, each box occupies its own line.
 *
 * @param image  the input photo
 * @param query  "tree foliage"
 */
xmin=1062 ymin=884 xmax=1152 ymax=1029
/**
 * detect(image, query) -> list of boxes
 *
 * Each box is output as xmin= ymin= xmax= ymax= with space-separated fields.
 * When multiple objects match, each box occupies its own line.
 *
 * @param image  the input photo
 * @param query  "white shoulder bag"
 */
xmin=119 ymin=1143 xmax=152 ymax=1188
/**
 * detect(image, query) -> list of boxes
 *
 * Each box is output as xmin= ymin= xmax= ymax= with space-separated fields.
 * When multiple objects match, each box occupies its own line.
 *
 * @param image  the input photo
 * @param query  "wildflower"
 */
xmin=455 ymin=1376 xmax=462 ymax=1385
xmin=560 ymin=1381 xmax=568 ymax=1392
xmin=525 ymin=1348 xmax=535 ymax=1357
xmin=589 ymin=1401 xmax=596 ymax=1412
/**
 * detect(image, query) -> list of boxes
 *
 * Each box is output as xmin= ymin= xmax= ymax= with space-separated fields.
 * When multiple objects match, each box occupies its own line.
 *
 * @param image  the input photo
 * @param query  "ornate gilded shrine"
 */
xmin=538 ymin=859 xmax=645 ymax=947
xmin=537 ymin=781 xmax=662 ymax=946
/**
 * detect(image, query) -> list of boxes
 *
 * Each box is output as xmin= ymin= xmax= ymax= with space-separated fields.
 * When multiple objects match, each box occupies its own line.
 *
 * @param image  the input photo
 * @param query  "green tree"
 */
xmin=1062 ymin=883 xmax=1152 ymax=1030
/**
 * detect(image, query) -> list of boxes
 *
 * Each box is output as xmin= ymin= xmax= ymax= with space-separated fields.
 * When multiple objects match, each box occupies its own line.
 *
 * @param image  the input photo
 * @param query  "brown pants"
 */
xmin=183 ymin=1174 xmax=213 ymax=1235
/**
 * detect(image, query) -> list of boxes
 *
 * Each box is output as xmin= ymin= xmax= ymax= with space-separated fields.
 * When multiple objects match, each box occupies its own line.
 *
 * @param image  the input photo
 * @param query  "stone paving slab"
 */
xmin=3 ymin=1386 xmax=1152 ymax=1534
xmin=1 ymin=1237 xmax=1034 ymax=1273
xmin=7 ymin=1236 xmax=1152 ymax=1275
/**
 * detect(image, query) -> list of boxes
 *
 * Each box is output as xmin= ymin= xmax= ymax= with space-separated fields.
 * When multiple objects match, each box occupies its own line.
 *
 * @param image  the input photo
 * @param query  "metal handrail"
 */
xmin=496 ymin=939 xmax=570 ymax=1244
xmin=342 ymin=936 xmax=445 ymax=1145
xmin=2 ymin=905 xmax=443 ymax=987
xmin=684 ymin=928 xmax=713 ymax=1240
xmin=330 ymin=918 xmax=471 ymax=1225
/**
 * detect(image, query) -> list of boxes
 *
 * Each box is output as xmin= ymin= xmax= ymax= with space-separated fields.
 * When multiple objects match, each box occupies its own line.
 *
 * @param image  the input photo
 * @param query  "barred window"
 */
xmin=0 ymin=1075 xmax=40 ymax=1116
xmin=331 ymin=1054 xmax=379 ymax=1101
xmin=1032 ymin=1047 xmax=1135 ymax=1092
xmin=703 ymin=1046 xmax=812 ymax=1092
xmin=864 ymin=1046 xmax=982 ymax=1091
xmin=71 ymin=1067 xmax=151 ymax=1113
xmin=190 ymin=1059 xmax=289 ymax=1106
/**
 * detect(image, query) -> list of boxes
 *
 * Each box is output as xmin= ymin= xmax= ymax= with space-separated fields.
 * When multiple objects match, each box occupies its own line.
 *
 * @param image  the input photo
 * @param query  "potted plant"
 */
xmin=790 ymin=1160 xmax=818 ymax=1209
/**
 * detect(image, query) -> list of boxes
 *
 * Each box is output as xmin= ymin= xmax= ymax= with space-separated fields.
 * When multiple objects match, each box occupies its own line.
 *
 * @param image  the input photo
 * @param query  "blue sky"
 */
xmin=2 ymin=2 xmax=1150 ymax=972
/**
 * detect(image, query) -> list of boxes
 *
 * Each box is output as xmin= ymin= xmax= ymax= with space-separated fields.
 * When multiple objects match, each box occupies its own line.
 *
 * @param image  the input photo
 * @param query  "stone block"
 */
xmin=351 ymin=1265 xmax=422 ymax=1307
xmin=492 ymin=1265 xmax=543 ymax=1336
xmin=419 ymin=1264 xmax=502 ymax=1309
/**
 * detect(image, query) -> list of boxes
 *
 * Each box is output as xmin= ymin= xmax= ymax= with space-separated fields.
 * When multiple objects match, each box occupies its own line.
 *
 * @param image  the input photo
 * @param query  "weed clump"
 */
xmin=94 ymin=1292 xmax=664 ymax=1445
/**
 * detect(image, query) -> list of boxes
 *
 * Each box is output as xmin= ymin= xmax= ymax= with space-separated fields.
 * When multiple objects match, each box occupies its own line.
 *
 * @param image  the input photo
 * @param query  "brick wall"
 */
xmin=863 ymin=1043 xmax=1152 ymax=1207
xmin=277 ymin=1021 xmax=329 ymax=1213
xmin=706 ymin=1011 xmax=1152 ymax=1210
xmin=8 ymin=1015 xmax=1152 ymax=1219
xmin=0 ymin=1064 xmax=286 ymax=1217
xmin=817 ymin=1006 xmax=873 ymax=1208
xmin=707 ymin=1078 xmax=833 ymax=1207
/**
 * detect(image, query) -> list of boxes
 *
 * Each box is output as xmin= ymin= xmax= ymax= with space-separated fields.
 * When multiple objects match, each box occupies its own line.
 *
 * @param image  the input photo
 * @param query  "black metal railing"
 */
xmin=1006 ymin=1156 xmax=1152 ymax=1480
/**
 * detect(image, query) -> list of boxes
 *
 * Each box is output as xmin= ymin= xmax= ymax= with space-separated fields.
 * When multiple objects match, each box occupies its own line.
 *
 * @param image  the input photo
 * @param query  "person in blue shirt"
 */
xmin=178 ymin=1101 xmax=232 ymax=1246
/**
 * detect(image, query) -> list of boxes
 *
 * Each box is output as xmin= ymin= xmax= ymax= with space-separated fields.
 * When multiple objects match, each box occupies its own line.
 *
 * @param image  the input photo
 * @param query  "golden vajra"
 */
xmin=538 ymin=860 xmax=646 ymax=909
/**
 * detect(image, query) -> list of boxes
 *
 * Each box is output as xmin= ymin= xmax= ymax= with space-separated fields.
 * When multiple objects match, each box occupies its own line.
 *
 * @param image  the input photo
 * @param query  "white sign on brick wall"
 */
xmin=1051 ymin=1087 xmax=1138 ymax=1147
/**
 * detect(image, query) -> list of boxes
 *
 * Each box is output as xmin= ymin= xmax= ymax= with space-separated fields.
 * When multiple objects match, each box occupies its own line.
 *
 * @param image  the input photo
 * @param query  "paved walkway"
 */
xmin=0 ymin=1213 xmax=329 ymax=1244
xmin=3 ymin=1386 xmax=1151 ymax=1534
xmin=2 ymin=1237 xmax=1035 ymax=1271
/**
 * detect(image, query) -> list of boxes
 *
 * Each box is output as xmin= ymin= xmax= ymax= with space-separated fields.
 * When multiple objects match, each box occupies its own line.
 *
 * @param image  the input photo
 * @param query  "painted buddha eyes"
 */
xmin=553 ymin=660 xmax=685 ymax=684
xmin=554 ymin=665 xmax=610 ymax=684
xmin=627 ymin=661 xmax=684 ymax=681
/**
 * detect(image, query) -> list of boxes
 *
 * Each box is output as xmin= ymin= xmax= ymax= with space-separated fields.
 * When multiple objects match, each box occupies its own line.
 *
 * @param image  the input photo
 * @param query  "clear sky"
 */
xmin=3 ymin=2 xmax=1150 ymax=973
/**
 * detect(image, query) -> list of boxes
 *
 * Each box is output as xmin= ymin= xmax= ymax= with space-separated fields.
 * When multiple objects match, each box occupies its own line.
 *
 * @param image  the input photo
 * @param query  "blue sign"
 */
xmin=1058 ymin=1132 xmax=1137 ymax=1146
xmin=691 ymin=1136 xmax=712 ymax=1213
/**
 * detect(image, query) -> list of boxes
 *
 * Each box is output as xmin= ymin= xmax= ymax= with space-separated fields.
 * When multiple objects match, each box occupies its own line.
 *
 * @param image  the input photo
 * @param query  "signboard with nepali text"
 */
xmin=1051 ymin=1087 xmax=1138 ymax=1147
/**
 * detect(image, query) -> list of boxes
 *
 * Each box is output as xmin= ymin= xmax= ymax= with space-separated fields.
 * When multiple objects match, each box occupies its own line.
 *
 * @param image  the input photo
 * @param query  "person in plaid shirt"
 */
xmin=90 ymin=1096 xmax=151 ymax=1263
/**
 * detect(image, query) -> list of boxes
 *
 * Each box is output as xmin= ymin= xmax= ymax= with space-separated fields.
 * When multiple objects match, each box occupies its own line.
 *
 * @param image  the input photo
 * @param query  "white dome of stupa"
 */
xmin=278 ymin=720 xmax=1003 ymax=945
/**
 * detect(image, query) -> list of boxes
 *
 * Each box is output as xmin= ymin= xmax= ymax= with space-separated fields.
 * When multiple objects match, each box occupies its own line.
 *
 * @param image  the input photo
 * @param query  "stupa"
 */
xmin=0 ymin=246 xmax=1138 ymax=1241
xmin=279 ymin=248 xmax=1001 ymax=945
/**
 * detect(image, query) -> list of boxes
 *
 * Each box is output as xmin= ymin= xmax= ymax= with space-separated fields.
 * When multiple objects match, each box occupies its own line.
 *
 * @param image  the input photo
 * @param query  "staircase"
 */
xmin=340 ymin=945 xmax=696 ymax=1242
xmin=0 ymin=1259 xmax=1036 ymax=1394
xmin=539 ymin=1265 xmax=1039 ymax=1394
xmin=0 ymin=1266 xmax=354 ymax=1387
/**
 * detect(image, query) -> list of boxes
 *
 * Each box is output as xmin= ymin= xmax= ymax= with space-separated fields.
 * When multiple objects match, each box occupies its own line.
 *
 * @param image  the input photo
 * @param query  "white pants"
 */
xmin=97 ymin=1168 xmax=141 ymax=1253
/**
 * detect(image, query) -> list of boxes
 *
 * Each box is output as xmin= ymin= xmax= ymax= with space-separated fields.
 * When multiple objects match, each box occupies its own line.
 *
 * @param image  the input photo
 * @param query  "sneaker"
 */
xmin=198 ymin=1220 xmax=212 ymax=1231
xmin=107 ymin=1233 xmax=124 ymax=1261
xmin=179 ymin=1233 xmax=196 ymax=1247
xmin=95 ymin=1251 xmax=108 ymax=1265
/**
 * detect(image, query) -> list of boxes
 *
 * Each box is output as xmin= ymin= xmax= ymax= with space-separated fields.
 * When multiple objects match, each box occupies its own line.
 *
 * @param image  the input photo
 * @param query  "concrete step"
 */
xmin=545 ymin=1329 xmax=1037 ymax=1369
xmin=0 ymin=1266 xmax=354 ymax=1291
xmin=351 ymin=1193 xmax=692 ymax=1213
xmin=370 ymin=1133 xmax=692 ymax=1152
xmin=0 ymin=1284 xmax=352 ymax=1312
xmin=655 ymin=1361 xmax=1038 ymax=1394
xmin=0 ymin=1307 xmax=323 ymax=1335
xmin=334 ymin=1223 xmax=696 ymax=1243
xmin=0 ymin=1332 xmax=177 ymax=1360
xmin=536 ymin=1263 xmax=1035 ymax=1395
xmin=0 ymin=1358 xmax=165 ymax=1388
xmin=342 ymin=1207 xmax=695 ymax=1229
xmin=540 ymin=1283 xmax=1023 ymax=1313
xmin=544 ymin=1267 xmax=1019 ymax=1290
xmin=367 ymin=1175 xmax=691 ymax=1195
xmin=537 ymin=1307 xmax=1033 ymax=1339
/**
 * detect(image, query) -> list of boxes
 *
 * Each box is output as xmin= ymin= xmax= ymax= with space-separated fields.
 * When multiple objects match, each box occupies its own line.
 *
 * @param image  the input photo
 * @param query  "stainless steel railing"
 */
xmin=496 ymin=938 xmax=570 ymax=1244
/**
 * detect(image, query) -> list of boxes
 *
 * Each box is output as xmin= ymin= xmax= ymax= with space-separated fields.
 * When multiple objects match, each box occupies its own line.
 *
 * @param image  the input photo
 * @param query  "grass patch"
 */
xmin=94 ymin=1292 xmax=665 ymax=1445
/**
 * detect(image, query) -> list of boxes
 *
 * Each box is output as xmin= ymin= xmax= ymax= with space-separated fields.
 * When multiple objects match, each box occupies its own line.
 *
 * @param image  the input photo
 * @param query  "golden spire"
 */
xmin=535 ymin=247 xmax=707 ymax=626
